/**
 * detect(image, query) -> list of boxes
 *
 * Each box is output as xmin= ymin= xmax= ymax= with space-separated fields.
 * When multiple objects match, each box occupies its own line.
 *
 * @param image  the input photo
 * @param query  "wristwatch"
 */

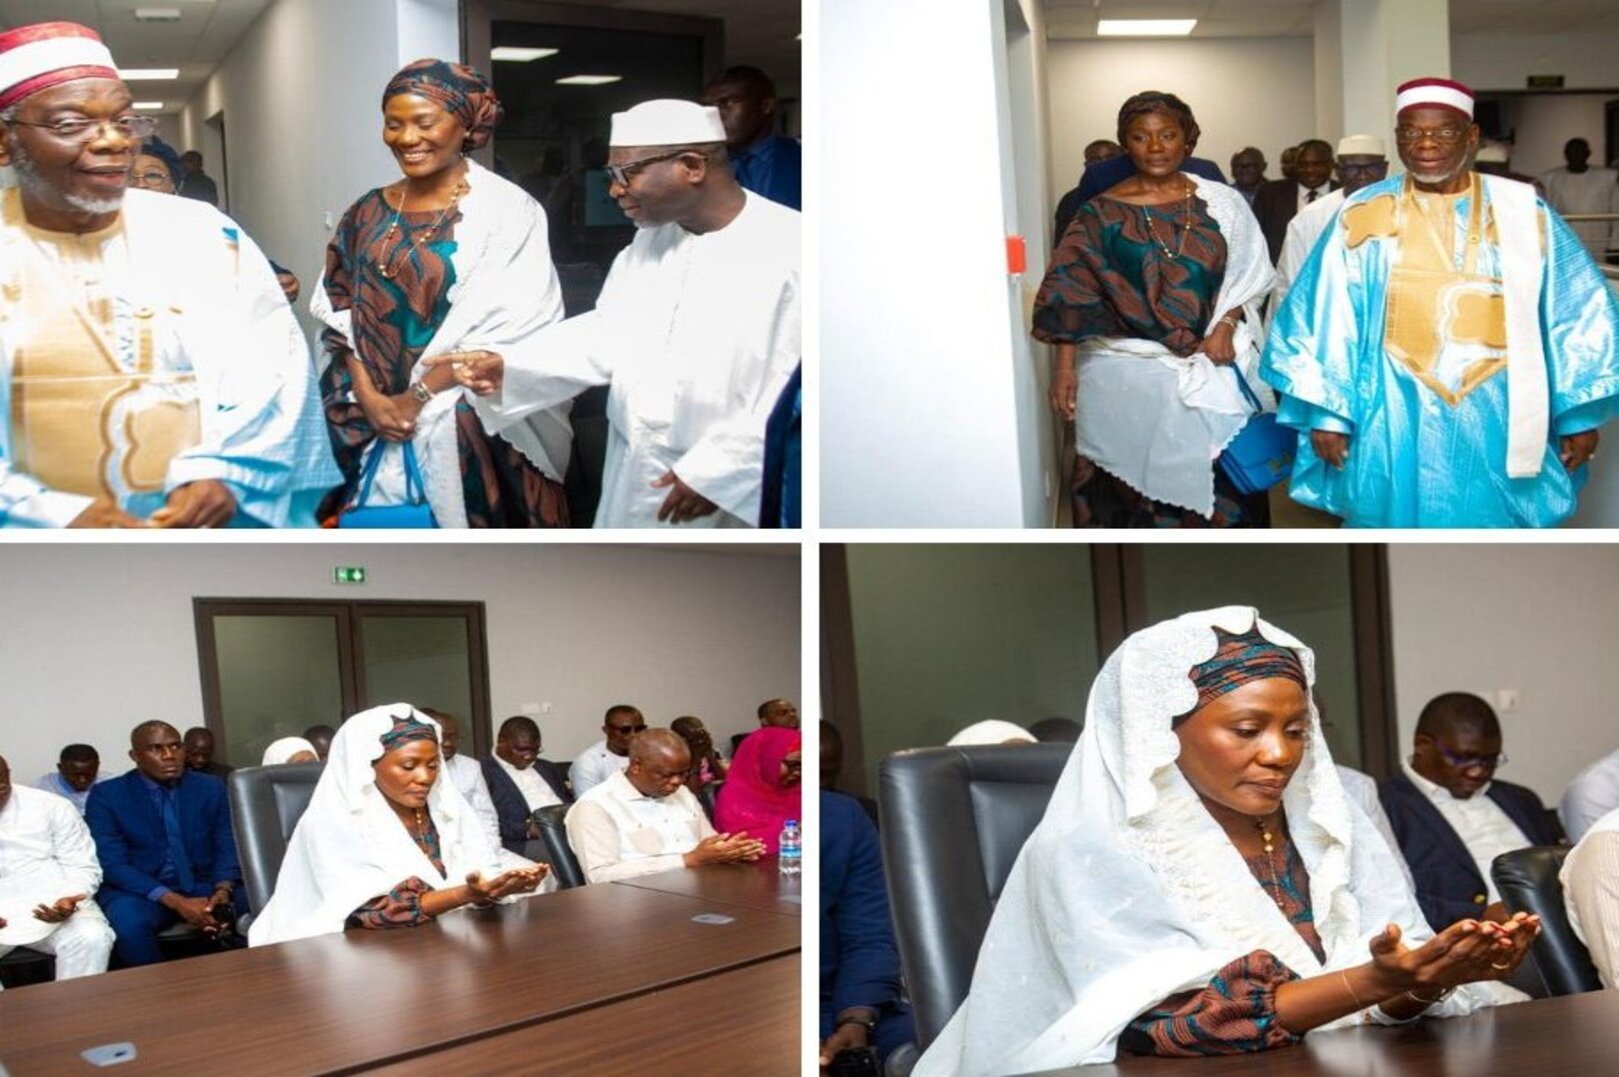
xmin=410 ymin=380 xmax=434 ymax=403
xmin=836 ymin=1012 xmax=878 ymax=1034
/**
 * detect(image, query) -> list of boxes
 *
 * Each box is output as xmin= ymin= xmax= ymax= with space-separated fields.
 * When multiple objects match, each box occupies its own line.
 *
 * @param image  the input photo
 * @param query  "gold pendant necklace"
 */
xmin=1255 ymin=814 xmax=1286 ymax=909
xmin=1146 ymin=181 xmax=1196 ymax=260
xmin=372 ymin=172 xmax=469 ymax=280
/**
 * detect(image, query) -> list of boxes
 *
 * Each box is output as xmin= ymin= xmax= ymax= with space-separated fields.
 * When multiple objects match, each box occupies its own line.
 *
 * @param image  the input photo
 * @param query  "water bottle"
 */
xmin=778 ymin=819 xmax=802 ymax=876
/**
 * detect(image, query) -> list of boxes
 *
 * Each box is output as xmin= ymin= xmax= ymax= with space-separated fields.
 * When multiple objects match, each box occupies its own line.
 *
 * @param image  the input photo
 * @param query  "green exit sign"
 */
xmin=333 ymin=566 xmax=366 ymax=584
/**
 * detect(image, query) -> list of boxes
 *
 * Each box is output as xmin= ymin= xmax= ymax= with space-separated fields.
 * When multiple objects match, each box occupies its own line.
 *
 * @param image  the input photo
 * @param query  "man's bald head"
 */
xmin=625 ymin=729 xmax=692 ymax=799
xmin=132 ymin=720 xmax=178 ymax=749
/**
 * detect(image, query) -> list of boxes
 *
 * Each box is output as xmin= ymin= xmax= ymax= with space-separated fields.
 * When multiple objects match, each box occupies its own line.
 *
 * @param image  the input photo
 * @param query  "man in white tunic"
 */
xmin=1541 ymin=137 xmax=1618 ymax=262
xmin=565 ymin=730 xmax=764 ymax=883
xmin=1562 ymin=745 xmax=1619 ymax=843
xmin=568 ymin=704 xmax=643 ymax=798
xmin=1562 ymin=804 xmax=1619 ymax=989
xmin=421 ymin=709 xmax=501 ymax=851
xmin=1271 ymin=135 xmax=1389 ymax=315
xmin=431 ymin=99 xmax=800 ymax=528
xmin=0 ymin=755 xmax=115 ymax=987
xmin=0 ymin=21 xmax=333 ymax=528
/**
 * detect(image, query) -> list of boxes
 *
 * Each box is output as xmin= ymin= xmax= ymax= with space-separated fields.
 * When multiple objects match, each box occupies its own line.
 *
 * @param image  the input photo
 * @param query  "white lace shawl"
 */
xmin=1071 ymin=176 xmax=1277 ymax=516
xmin=913 ymin=607 xmax=1523 ymax=1077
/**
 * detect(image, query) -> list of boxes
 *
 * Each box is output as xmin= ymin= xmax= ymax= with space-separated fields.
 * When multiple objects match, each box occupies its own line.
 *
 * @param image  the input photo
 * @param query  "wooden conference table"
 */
xmin=1027 ymin=987 xmax=1619 ymax=1077
xmin=0 ymin=861 xmax=800 ymax=1076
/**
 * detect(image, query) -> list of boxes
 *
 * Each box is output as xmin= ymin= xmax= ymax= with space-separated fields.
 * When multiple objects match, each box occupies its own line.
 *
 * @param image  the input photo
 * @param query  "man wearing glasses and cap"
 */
xmin=1262 ymin=76 xmax=1619 ymax=527
xmin=1378 ymin=692 xmax=1559 ymax=932
xmin=431 ymin=98 xmax=800 ymax=528
xmin=1270 ymin=134 xmax=1390 ymax=313
xmin=0 ymin=21 xmax=331 ymax=528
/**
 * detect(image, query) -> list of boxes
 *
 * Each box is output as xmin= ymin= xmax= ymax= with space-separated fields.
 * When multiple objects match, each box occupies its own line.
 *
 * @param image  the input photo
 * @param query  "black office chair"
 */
xmin=535 ymin=803 xmax=585 ymax=889
xmin=1492 ymin=845 xmax=1603 ymax=996
xmin=879 ymin=744 xmax=1071 ymax=1057
xmin=0 ymin=948 xmax=55 ymax=989
xmin=227 ymin=762 xmax=324 ymax=918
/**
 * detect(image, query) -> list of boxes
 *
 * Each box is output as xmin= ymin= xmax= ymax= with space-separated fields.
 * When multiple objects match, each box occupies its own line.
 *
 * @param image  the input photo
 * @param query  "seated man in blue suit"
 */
xmin=820 ymin=790 xmax=912 ymax=1070
xmin=85 ymin=721 xmax=243 ymax=966
xmin=481 ymin=715 xmax=573 ymax=855
xmin=1379 ymin=693 xmax=1558 ymax=931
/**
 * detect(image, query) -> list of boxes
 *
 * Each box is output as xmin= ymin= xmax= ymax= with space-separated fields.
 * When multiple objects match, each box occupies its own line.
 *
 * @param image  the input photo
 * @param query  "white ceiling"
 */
xmin=0 ymin=1 xmax=269 ymax=113
xmin=0 ymin=0 xmax=802 ymax=115
xmin=1044 ymin=0 xmax=1619 ymax=39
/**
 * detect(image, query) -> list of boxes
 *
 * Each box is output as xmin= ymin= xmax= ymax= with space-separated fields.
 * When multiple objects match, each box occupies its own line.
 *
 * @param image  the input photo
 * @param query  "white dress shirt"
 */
xmin=493 ymin=754 xmax=563 ymax=812
xmin=564 ymin=770 xmax=714 ymax=883
xmin=1296 ymin=182 xmax=1331 ymax=213
xmin=1561 ymin=747 xmax=1619 ymax=843
xmin=0 ymin=786 xmax=114 ymax=983
xmin=568 ymin=739 xmax=629 ymax=797
xmin=1562 ymin=805 xmax=1619 ymax=990
xmin=444 ymin=754 xmax=503 ymax=848
xmin=1403 ymin=762 xmax=1531 ymax=903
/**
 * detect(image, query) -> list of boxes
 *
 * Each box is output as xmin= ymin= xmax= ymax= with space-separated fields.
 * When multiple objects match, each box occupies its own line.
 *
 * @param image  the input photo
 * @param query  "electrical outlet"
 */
xmin=520 ymin=702 xmax=541 ymax=716
xmin=1496 ymin=689 xmax=1519 ymax=714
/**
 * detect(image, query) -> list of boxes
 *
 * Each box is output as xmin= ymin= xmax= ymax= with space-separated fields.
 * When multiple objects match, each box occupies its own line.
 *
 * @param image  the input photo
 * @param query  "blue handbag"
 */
xmin=1217 ymin=367 xmax=1296 ymax=496
xmin=337 ymin=439 xmax=438 ymax=528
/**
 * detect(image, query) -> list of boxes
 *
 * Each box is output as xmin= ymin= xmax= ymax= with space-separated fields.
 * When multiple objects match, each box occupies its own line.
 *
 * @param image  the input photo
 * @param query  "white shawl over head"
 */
xmin=1072 ymin=175 xmax=1277 ymax=516
xmin=248 ymin=704 xmax=531 ymax=946
xmin=309 ymin=159 xmax=571 ymax=527
xmin=915 ymin=606 xmax=1522 ymax=1076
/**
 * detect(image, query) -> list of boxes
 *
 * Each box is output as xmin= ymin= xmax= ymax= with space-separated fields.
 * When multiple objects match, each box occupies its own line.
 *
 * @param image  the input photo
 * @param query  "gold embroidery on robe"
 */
xmin=6 ymin=188 xmax=200 ymax=501
xmin=1343 ymin=195 xmax=1398 ymax=249
xmin=1382 ymin=177 xmax=1509 ymax=406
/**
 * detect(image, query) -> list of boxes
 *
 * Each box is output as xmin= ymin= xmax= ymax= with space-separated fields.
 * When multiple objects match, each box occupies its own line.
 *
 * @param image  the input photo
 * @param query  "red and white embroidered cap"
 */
xmin=1395 ymin=77 xmax=1475 ymax=119
xmin=0 ymin=22 xmax=119 ymax=112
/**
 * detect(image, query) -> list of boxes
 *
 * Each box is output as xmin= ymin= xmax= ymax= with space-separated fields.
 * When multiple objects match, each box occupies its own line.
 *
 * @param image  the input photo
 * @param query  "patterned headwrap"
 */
xmin=1174 ymin=627 xmax=1307 ymax=726
xmin=139 ymin=136 xmax=184 ymax=189
xmin=382 ymin=58 xmax=503 ymax=152
xmin=378 ymin=711 xmax=438 ymax=754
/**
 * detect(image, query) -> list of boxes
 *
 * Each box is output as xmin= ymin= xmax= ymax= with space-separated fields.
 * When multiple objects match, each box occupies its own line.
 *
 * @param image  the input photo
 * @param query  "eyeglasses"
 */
xmin=1434 ymin=744 xmax=1508 ymax=771
xmin=129 ymin=169 xmax=174 ymax=189
xmin=1394 ymin=126 xmax=1468 ymax=146
xmin=606 ymin=149 xmax=705 ymax=187
xmin=8 ymin=115 xmax=159 ymax=145
xmin=610 ymin=723 xmax=648 ymax=736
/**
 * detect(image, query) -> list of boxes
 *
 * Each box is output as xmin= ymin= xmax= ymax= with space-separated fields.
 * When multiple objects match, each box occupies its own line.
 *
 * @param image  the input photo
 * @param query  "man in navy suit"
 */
xmin=820 ymin=790 xmax=911 ymax=1069
xmin=85 ymin=721 xmax=242 ymax=966
xmin=481 ymin=715 xmax=573 ymax=855
xmin=1379 ymin=693 xmax=1558 ymax=932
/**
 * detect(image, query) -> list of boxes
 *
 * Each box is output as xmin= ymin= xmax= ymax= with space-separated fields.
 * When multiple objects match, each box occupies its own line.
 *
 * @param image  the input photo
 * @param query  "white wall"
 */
xmin=1490 ymin=93 xmax=1615 ymax=178
xmin=1386 ymin=544 xmax=1619 ymax=808
xmin=0 ymin=544 xmax=799 ymax=787
xmin=1044 ymin=37 xmax=1316 ymax=200
xmin=1454 ymin=31 xmax=1619 ymax=93
xmin=822 ymin=0 xmax=1046 ymax=527
xmin=178 ymin=0 xmax=458 ymax=335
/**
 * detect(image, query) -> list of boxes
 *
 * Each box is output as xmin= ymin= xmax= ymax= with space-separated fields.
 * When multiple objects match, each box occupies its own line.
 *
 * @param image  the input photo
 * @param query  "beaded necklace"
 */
xmin=1145 ymin=181 xmax=1197 ymax=260
xmin=372 ymin=170 xmax=469 ymax=280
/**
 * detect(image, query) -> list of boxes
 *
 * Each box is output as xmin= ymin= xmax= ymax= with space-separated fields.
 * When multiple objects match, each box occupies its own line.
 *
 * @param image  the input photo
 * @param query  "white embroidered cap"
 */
xmin=1336 ymin=134 xmax=1386 ymax=157
xmin=609 ymin=99 xmax=726 ymax=147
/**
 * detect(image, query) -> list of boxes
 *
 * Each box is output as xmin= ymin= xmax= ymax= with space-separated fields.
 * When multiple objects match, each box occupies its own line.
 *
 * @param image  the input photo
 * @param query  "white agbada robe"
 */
xmin=1272 ymin=187 xmax=1346 ymax=318
xmin=248 ymin=705 xmax=550 ymax=947
xmin=0 ymin=187 xmax=337 ymax=527
xmin=445 ymin=753 xmax=503 ymax=849
xmin=310 ymin=159 xmax=571 ymax=527
xmin=915 ymin=607 xmax=1524 ymax=1077
xmin=0 ymin=785 xmax=114 ymax=985
xmin=471 ymin=190 xmax=800 ymax=527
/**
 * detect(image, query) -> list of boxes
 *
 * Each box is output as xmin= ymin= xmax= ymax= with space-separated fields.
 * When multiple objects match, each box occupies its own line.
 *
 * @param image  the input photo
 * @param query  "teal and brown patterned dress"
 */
xmin=1034 ymin=193 xmax=1268 ymax=527
xmin=318 ymin=188 xmax=569 ymax=527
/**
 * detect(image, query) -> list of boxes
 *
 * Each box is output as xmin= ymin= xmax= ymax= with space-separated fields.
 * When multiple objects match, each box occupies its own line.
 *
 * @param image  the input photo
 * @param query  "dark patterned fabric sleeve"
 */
xmin=1118 ymin=950 xmax=1304 ymax=1056
xmin=347 ymin=875 xmax=436 ymax=930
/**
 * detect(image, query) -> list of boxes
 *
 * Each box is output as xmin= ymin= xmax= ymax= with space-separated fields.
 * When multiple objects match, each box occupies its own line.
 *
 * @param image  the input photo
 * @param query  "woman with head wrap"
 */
xmin=131 ymin=136 xmax=184 ymax=194
xmin=914 ymin=607 xmax=1537 ymax=1075
xmin=247 ymin=704 xmax=549 ymax=945
xmin=261 ymin=736 xmax=319 ymax=766
xmin=312 ymin=59 xmax=574 ymax=527
xmin=715 ymin=726 xmax=801 ymax=854
xmin=1038 ymin=91 xmax=1276 ymax=527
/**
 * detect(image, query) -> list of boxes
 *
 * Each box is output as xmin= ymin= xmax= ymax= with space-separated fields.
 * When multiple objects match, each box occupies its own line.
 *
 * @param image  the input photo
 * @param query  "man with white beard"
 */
xmin=0 ymin=21 xmax=330 ymax=527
